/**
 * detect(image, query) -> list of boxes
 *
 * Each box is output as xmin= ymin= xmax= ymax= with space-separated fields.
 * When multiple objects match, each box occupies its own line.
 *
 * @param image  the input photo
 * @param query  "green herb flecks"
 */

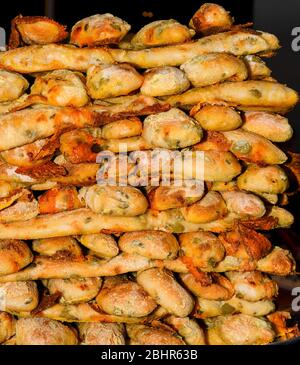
xmin=249 ymin=88 xmax=262 ymax=98
xmin=231 ymin=140 xmax=252 ymax=154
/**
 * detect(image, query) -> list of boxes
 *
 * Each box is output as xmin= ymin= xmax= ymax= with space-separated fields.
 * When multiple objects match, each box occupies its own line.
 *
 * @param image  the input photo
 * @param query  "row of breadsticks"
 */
xmin=0 ymin=228 xmax=298 ymax=344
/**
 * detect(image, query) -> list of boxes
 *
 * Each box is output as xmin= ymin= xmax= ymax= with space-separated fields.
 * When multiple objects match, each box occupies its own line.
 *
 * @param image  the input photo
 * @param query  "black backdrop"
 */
xmin=0 ymin=0 xmax=253 ymax=32
xmin=254 ymin=0 xmax=300 ymax=153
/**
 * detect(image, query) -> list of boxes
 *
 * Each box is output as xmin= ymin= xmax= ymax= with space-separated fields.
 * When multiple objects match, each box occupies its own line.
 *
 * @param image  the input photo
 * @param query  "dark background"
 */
xmin=0 ymin=0 xmax=253 ymax=33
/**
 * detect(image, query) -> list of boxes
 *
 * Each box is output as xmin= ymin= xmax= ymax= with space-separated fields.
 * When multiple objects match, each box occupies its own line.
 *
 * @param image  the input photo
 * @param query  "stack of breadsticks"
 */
xmin=0 ymin=3 xmax=299 ymax=345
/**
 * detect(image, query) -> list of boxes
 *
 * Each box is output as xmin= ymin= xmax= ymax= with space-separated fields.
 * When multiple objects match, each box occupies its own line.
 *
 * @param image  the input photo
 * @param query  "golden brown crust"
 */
xmin=180 ymin=53 xmax=248 ymax=87
xmin=0 ymin=106 xmax=109 ymax=152
xmin=142 ymin=108 xmax=202 ymax=149
xmin=267 ymin=311 xmax=300 ymax=340
xmin=206 ymin=314 xmax=275 ymax=345
xmin=30 ymin=70 xmax=89 ymax=108
xmin=59 ymin=129 xmax=103 ymax=164
xmin=51 ymin=161 xmax=99 ymax=186
xmin=127 ymin=323 xmax=185 ymax=345
xmin=179 ymin=232 xmax=225 ymax=269
xmin=15 ymin=318 xmax=78 ymax=345
xmin=189 ymin=3 xmax=233 ymax=35
xmin=31 ymin=301 xmax=147 ymax=323
xmin=92 ymin=95 xmax=170 ymax=122
xmin=102 ymin=117 xmax=142 ymax=139
xmin=191 ymin=104 xmax=242 ymax=132
xmin=164 ymin=316 xmax=206 ymax=345
xmin=137 ymin=268 xmax=194 ymax=317
xmin=0 ymin=70 xmax=29 ymax=103
xmin=38 ymin=187 xmax=83 ymax=214
xmin=79 ymin=322 xmax=125 ymax=345
xmin=43 ymin=277 xmax=102 ymax=305
xmin=182 ymin=150 xmax=241 ymax=182
xmin=119 ymin=231 xmax=179 ymax=260
xmin=193 ymin=131 xmax=231 ymax=152
xmin=9 ymin=15 xmax=68 ymax=49
xmin=1 ymin=29 xmax=280 ymax=72
xmin=0 ymin=138 xmax=56 ymax=167
xmin=239 ymin=216 xmax=279 ymax=230
xmin=225 ymin=271 xmax=278 ymax=301
xmin=149 ymin=185 xmax=204 ymax=211
xmin=219 ymin=224 xmax=272 ymax=261
xmin=0 ymin=45 xmax=114 ymax=74
xmin=256 ymin=246 xmax=296 ymax=276
xmin=131 ymin=20 xmax=194 ymax=48
xmin=0 ymin=239 xmax=33 ymax=275
xmin=70 ymin=14 xmax=131 ymax=47
xmin=242 ymin=111 xmax=293 ymax=142
xmin=0 ymin=193 xmax=39 ymax=223
xmin=220 ymin=191 xmax=266 ymax=218
xmin=194 ymin=295 xmax=276 ymax=319
xmin=0 ymin=281 xmax=39 ymax=312
xmin=0 ymin=252 xmax=154 ymax=281
xmin=0 ymin=189 xmax=25 ymax=212
xmin=32 ymin=236 xmax=83 ymax=257
xmin=141 ymin=66 xmax=190 ymax=97
xmin=79 ymin=185 xmax=148 ymax=216
xmin=87 ymin=63 xmax=143 ymax=99
xmin=78 ymin=233 xmax=119 ymax=258
xmin=237 ymin=165 xmax=289 ymax=193
xmin=181 ymin=191 xmax=228 ymax=224
xmin=31 ymin=292 xmax=62 ymax=315
xmin=206 ymin=131 xmax=232 ymax=151
xmin=222 ymin=129 xmax=288 ymax=165
xmin=0 ymin=312 xmax=16 ymax=344
xmin=180 ymin=272 xmax=234 ymax=301
xmin=96 ymin=276 xmax=157 ymax=317
xmin=167 ymin=81 xmax=298 ymax=114
xmin=112 ymin=30 xmax=280 ymax=69
xmin=16 ymin=162 xmax=67 ymax=180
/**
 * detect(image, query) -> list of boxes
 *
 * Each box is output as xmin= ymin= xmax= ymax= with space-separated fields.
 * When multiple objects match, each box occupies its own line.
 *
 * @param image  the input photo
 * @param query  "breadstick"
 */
xmin=111 ymin=30 xmax=279 ymax=69
xmin=0 ymin=44 xmax=113 ymax=73
xmin=167 ymin=81 xmax=298 ymax=113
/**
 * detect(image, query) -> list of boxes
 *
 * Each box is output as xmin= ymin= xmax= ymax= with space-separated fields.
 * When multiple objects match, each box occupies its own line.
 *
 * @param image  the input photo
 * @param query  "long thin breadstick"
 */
xmin=0 ymin=245 xmax=293 ymax=282
xmin=0 ymin=205 xmax=292 ymax=240
xmin=0 ymin=31 xmax=279 ymax=73
xmin=111 ymin=30 xmax=279 ymax=68
xmin=166 ymin=81 xmax=298 ymax=113
xmin=0 ymin=253 xmax=157 ymax=282
xmin=0 ymin=44 xmax=114 ymax=73
xmin=21 ymin=303 xmax=148 ymax=323
xmin=0 ymin=208 xmax=147 ymax=239
xmin=0 ymin=208 xmax=209 ymax=240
